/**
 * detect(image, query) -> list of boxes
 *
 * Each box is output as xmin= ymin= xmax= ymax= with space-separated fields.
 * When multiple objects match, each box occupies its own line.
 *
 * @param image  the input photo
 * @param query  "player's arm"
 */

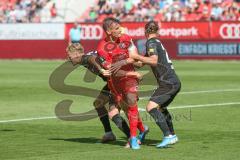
xmin=131 ymin=54 xmax=158 ymax=66
xmin=115 ymin=70 xmax=143 ymax=80
xmin=87 ymin=56 xmax=111 ymax=77
xmin=110 ymin=40 xmax=141 ymax=72
xmin=133 ymin=61 xmax=143 ymax=68
xmin=130 ymin=42 xmax=158 ymax=66
xmin=67 ymin=43 xmax=111 ymax=77
xmin=129 ymin=46 xmax=144 ymax=68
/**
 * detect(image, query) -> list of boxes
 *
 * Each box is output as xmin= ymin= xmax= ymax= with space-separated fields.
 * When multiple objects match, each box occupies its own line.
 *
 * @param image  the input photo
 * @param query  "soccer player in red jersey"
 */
xmin=97 ymin=17 xmax=148 ymax=149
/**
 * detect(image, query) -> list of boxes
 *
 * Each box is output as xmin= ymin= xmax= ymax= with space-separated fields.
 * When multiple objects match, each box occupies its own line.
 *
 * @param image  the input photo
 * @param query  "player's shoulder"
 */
xmin=86 ymin=50 xmax=98 ymax=56
xmin=97 ymin=38 xmax=107 ymax=50
xmin=98 ymin=38 xmax=107 ymax=45
xmin=147 ymin=37 xmax=161 ymax=45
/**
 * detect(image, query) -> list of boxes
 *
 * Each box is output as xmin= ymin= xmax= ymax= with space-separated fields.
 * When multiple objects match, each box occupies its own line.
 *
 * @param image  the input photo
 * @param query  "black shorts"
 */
xmin=100 ymin=84 xmax=110 ymax=96
xmin=150 ymin=82 xmax=181 ymax=108
xmin=98 ymin=85 xmax=116 ymax=110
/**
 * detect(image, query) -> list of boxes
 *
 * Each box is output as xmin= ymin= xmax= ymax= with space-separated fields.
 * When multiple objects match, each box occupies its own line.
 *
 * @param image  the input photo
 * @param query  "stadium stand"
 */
xmin=0 ymin=0 xmax=96 ymax=23
xmin=0 ymin=0 xmax=239 ymax=23
xmin=83 ymin=0 xmax=240 ymax=22
xmin=0 ymin=0 xmax=49 ymax=23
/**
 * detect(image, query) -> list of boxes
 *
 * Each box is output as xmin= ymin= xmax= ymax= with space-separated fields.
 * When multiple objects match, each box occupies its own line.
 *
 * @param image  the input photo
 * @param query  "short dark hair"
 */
xmin=145 ymin=21 xmax=159 ymax=34
xmin=102 ymin=17 xmax=120 ymax=32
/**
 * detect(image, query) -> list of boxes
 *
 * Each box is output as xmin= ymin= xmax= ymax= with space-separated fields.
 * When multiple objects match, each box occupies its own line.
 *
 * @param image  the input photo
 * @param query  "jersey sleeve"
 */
xmin=147 ymin=41 xmax=158 ymax=56
xmin=80 ymin=55 xmax=91 ymax=66
xmin=121 ymin=34 xmax=137 ymax=54
xmin=128 ymin=39 xmax=137 ymax=52
xmin=79 ymin=51 xmax=97 ymax=66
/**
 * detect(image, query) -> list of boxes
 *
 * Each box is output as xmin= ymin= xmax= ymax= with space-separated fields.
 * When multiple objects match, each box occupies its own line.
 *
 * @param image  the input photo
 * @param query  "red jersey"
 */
xmin=97 ymin=34 xmax=135 ymax=74
xmin=97 ymin=34 xmax=138 ymax=103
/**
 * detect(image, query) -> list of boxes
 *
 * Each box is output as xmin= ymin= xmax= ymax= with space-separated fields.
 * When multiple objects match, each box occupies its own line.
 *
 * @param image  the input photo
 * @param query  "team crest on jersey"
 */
xmin=148 ymin=48 xmax=155 ymax=55
xmin=104 ymin=42 xmax=117 ymax=52
xmin=119 ymin=41 xmax=131 ymax=49
xmin=149 ymin=48 xmax=154 ymax=52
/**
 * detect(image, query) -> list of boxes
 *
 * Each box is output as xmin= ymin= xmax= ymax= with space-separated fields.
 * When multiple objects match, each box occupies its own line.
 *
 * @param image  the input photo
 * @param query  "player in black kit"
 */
xmin=66 ymin=43 xmax=131 ymax=143
xmin=129 ymin=21 xmax=181 ymax=148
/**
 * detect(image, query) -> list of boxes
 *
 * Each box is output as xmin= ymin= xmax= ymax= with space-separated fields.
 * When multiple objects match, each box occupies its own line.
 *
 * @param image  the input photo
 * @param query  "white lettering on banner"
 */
xmin=208 ymin=44 xmax=238 ymax=55
xmin=0 ymin=24 xmax=64 ymax=40
xmin=219 ymin=23 xmax=240 ymax=39
xmin=123 ymin=27 xmax=145 ymax=37
xmin=178 ymin=43 xmax=239 ymax=55
xmin=179 ymin=43 xmax=207 ymax=55
xmin=123 ymin=27 xmax=198 ymax=38
xmin=80 ymin=25 xmax=103 ymax=40
xmin=159 ymin=27 xmax=198 ymax=38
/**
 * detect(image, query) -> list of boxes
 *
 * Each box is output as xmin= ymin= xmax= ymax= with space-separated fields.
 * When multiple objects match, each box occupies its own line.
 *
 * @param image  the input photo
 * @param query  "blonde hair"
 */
xmin=66 ymin=43 xmax=84 ymax=55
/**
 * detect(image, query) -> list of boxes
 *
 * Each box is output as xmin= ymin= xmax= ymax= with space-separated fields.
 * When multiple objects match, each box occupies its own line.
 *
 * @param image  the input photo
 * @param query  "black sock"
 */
xmin=96 ymin=107 xmax=112 ymax=133
xmin=112 ymin=114 xmax=130 ymax=138
xmin=162 ymin=109 xmax=175 ymax=135
xmin=149 ymin=108 xmax=171 ymax=136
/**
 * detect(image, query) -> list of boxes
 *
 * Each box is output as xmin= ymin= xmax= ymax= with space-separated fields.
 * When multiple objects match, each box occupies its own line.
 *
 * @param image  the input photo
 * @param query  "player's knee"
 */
xmin=95 ymin=107 xmax=108 ymax=118
xmin=125 ymin=93 xmax=137 ymax=106
xmin=93 ymin=98 xmax=104 ymax=108
xmin=127 ymin=99 xmax=136 ymax=106
xmin=146 ymin=102 xmax=158 ymax=112
xmin=146 ymin=106 xmax=152 ymax=112
xmin=108 ymin=107 xmax=119 ymax=119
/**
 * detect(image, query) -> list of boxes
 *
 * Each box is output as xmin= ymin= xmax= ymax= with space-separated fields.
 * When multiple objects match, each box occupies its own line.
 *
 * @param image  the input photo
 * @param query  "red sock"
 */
xmin=137 ymin=113 xmax=145 ymax=133
xmin=127 ymin=105 xmax=139 ymax=138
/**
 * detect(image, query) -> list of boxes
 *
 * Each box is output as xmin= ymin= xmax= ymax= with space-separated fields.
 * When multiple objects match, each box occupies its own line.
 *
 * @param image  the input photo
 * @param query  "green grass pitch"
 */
xmin=0 ymin=60 xmax=240 ymax=160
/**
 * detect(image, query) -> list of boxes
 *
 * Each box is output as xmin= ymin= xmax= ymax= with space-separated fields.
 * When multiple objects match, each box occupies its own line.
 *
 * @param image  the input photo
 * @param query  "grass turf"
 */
xmin=0 ymin=60 xmax=240 ymax=160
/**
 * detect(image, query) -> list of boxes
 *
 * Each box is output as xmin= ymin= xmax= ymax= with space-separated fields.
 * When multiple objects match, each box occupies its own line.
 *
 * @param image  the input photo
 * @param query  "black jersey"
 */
xmin=145 ymin=37 xmax=180 ymax=85
xmin=80 ymin=51 xmax=107 ymax=81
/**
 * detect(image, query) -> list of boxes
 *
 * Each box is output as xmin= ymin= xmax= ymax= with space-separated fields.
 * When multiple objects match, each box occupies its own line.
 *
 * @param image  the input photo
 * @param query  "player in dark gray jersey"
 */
xmin=145 ymin=32 xmax=181 ymax=108
xmin=130 ymin=21 xmax=181 ymax=148
xmin=78 ymin=50 xmax=108 ymax=81
xmin=66 ymin=44 xmax=131 ymax=143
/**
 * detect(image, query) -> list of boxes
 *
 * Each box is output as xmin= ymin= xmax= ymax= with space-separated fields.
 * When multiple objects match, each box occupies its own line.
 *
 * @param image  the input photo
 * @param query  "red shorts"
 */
xmin=108 ymin=77 xmax=138 ymax=104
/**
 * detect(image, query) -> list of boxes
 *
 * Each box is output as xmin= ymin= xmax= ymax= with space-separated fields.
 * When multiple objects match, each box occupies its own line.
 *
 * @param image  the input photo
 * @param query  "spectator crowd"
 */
xmin=0 ymin=0 xmax=50 ymax=23
xmin=0 ymin=0 xmax=239 ymax=23
xmin=85 ymin=0 xmax=240 ymax=22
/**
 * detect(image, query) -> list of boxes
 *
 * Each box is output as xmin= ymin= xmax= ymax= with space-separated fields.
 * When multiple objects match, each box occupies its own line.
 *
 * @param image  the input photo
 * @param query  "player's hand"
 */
xmin=110 ymin=60 xmax=127 ymax=73
xmin=100 ymin=69 xmax=111 ymax=77
xmin=134 ymin=72 xmax=143 ymax=81
xmin=115 ymin=70 xmax=127 ymax=77
xmin=133 ymin=61 xmax=143 ymax=68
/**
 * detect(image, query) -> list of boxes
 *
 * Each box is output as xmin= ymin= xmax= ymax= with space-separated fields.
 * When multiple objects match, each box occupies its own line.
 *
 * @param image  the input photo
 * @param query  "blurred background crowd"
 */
xmin=89 ymin=0 xmax=240 ymax=22
xmin=0 ymin=0 xmax=239 ymax=23
xmin=0 ymin=0 xmax=56 ymax=23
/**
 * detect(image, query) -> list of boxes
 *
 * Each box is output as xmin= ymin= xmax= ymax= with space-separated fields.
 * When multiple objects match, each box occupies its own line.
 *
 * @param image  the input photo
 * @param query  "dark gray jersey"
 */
xmin=81 ymin=51 xmax=107 ymax=81
xmin=146 ymin=37 xmax=180 ymax=85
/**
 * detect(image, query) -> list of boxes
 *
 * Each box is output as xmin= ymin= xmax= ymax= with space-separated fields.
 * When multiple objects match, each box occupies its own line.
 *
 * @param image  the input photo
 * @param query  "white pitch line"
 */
xmin=0 ymin=114 xmax=98 ymax=123
xmin=0 ymin=102 xmax=239 ymax=124
xmin=0 ymin=116 xmax=57 ymax=123
xmin=139 ymin=88 xmax=240 ymax=100
xmin=180 ymin=88 xmax=240 ymax=95
xmin=138 ymin=102 xmax=240 ymax=111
